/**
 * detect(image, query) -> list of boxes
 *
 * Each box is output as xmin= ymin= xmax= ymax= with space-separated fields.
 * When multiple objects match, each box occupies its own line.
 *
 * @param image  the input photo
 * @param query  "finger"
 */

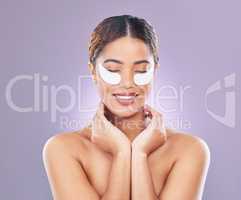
xmin=90 ymin=120 xmax=97 ymax=134
xmin=97 ymin=102 xmax=111 ymax=126
xmin=93 ymin=112 xmax=104 ymax=132
xmin=99 ymin=101 xmax=105 ymax=115
xmin=95 ymin=102 xmax=103 ymax=120
xmin=96 ymin=101 xmax=104 ymax=116
xmin=143 ymin=106 xmax=151 ymax=118
xmin=97 ymin=105 xmax=113 ymax=132
xmin=154 ymin=114 xmax=166 ymax=133
xmin=98 ymin=102 xmax=108 ymax=120
xmin=144 ymin=104 xmax=161 ymax=119
xmin=144 ymin=105 xmax=165 ymax=132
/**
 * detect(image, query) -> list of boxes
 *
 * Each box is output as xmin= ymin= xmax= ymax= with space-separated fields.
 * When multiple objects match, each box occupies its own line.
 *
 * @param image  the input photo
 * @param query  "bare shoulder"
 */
xmin=42 ymin=127 xmax=101 ymax=199
xmin=166 ymin=128 xmax=211 ymax=162
xmin=42 ymin=127 xmax=91 ymax=162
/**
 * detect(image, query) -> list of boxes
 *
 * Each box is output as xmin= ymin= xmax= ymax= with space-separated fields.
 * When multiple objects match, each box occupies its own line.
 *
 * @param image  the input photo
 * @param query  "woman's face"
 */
xmin=92 ymin=36 xmax=157 ymax=118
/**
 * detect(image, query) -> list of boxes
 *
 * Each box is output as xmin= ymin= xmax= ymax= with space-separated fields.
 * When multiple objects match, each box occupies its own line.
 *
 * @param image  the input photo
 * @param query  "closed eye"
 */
xmin=136 ymin=70 xmax=147 ymax=73
xmin=107 ymin=69 xmax=120 ymax=73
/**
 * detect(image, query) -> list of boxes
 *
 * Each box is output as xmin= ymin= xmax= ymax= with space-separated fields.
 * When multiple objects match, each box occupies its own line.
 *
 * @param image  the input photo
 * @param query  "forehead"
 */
xmin=97 ymin=36 xmax=153 ymax=64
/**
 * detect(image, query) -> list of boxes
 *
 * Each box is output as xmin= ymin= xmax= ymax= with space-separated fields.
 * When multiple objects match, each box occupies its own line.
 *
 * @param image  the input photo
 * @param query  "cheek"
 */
xmin=140 ymin=84 xmax=152 ymax=99
xmin=96 ymin=80 xmax=113 ymax=101
xmin=134 ymin=85 xmax=151 ymax=105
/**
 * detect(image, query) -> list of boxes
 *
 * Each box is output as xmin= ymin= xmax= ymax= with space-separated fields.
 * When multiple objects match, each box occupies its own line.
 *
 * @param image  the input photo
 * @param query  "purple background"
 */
xmin=0 ymin=0 xmax=240 ymax=199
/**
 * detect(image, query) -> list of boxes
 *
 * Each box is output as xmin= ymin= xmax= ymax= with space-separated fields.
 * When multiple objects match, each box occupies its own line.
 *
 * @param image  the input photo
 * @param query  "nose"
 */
xmin=120 ymin=69 xmax=135 ymax=88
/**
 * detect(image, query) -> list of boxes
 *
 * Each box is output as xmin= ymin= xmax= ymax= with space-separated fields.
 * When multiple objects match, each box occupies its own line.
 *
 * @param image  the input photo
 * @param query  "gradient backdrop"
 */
xmin=0 ymin=0 xmax=240 ymax=199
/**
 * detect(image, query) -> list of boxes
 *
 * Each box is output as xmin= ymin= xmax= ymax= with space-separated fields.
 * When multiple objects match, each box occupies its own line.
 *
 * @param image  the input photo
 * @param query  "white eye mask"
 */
xmin=97 ymin=62 xmax=155 ymax=86
xmin=134 ymin=63 xmax=154 ymax=85
xmin=97 ymin=63 xmax=121 ymax=85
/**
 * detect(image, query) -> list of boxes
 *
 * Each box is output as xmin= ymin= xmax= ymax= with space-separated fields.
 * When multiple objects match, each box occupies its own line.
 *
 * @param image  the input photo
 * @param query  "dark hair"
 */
xmin=88 ymin=15 xmax=159 ymax=73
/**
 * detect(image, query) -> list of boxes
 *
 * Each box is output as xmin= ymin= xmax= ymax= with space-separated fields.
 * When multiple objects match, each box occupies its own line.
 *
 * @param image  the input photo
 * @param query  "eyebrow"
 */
xmin=103 ymin=59 xmax=150 ymax=65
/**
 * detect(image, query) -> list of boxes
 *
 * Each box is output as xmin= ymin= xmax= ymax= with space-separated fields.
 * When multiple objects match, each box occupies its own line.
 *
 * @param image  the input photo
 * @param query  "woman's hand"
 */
xmin=132 ymin=104 xmax=167 ymax=156
xmin=90 ymin=101 xmax=131 ymax=156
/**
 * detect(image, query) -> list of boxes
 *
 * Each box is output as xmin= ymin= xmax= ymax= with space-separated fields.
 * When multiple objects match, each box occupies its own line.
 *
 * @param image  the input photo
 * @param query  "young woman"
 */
xmin=42 ymin=15 xmax=210 ymax=200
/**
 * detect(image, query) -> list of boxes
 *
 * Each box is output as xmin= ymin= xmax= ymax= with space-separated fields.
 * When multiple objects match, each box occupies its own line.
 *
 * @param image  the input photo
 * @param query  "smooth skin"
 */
xmin=42 ymin=36 xmax=210 ymax=200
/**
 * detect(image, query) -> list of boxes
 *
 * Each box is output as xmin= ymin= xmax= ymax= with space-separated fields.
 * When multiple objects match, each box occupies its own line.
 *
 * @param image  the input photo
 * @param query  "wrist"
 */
xmin=114 ymin=150 xmax=131 ymax=159
xmin=131 ymin=150 xmax=148 ymax=164
xmin=114 ymin=144 xmax=131 ymax=157
xmin=131 ymin=146 xmax=148 ymax=157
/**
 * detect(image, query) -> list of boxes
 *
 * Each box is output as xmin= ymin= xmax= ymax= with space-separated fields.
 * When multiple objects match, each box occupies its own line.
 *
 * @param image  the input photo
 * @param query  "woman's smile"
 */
xmin=113 ymin=91 xmax=139 ymax=106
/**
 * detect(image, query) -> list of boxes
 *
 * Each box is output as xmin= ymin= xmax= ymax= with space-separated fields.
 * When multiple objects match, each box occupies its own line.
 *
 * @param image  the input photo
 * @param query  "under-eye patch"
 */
xmin=97 ymin=62 xmax=155 ymax=86
xmin=133 ymin=63 xmax=154 ymax=85
xmin=97 ymin=63 xmax=121 ymax=85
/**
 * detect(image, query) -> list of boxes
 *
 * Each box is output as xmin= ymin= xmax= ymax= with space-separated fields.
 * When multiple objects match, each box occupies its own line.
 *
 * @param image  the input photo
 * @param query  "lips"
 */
xmin=113 ymin=92 xmax=138 ymax=106
xmin=113 ymin=92 xmax=138 ymax=97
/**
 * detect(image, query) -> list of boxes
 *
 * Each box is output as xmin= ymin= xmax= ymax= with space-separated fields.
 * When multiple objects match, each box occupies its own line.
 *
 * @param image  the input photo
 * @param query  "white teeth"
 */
xmin=115 ymin=95 xmax=135 ymax=100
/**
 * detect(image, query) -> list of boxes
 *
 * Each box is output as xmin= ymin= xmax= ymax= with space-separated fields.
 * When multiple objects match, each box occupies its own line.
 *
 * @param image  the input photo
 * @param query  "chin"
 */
xmin=105 ymin=103 xmax=142 ymax=119
xmin=113 ymin=110 xmax=137 ymax=118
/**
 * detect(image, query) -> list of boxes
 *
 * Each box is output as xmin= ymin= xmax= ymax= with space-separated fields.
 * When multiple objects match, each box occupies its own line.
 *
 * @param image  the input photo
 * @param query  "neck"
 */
xmin=105 ymin=107 xmax=146 ymax=142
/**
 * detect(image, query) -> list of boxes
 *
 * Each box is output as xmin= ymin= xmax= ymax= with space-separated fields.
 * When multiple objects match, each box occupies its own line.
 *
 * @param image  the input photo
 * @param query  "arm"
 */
xmin=101 ymin=150 xmax=131 ymax=200
xmin=131 ymin=149 xmax=159 ymax=200
xmin=42 ymin=135 xmax=100 ymax=200
xmin=42 ymin=135 xmax=131 ymax=200
xmin=159 ymin=138 xmax=211 ymax=200
xmin=132 ymin=137 xmax=210 ymax=200
xmin=131 ymin=105 xmax=210 ymax=200
xmin=131 ymin=104 xmax=166 ymax=200
xmin=90 ymin=101 xmax=131 ymax=200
